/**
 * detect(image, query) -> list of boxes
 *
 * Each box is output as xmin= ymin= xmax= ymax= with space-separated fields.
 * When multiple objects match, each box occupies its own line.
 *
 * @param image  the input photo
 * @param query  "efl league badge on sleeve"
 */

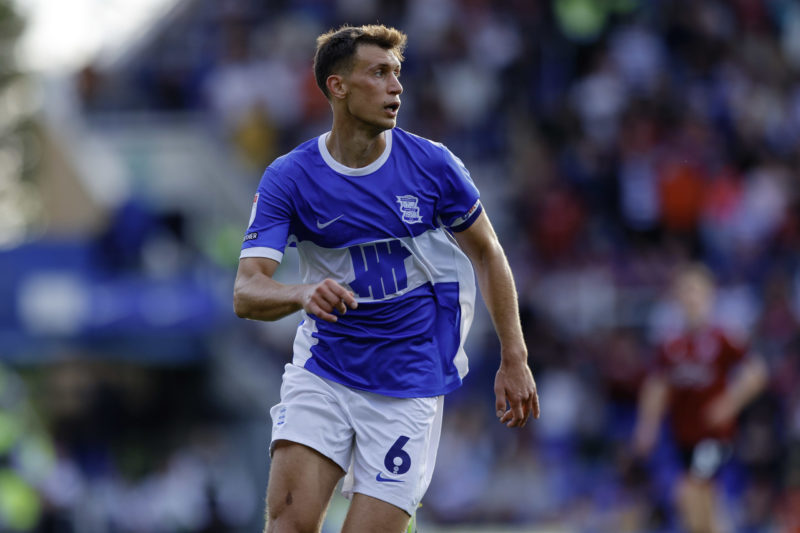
xmin=249 ymin=193 xmax=259 ymax=227
xmin=396 ymin=194 xmax=423 ymax=224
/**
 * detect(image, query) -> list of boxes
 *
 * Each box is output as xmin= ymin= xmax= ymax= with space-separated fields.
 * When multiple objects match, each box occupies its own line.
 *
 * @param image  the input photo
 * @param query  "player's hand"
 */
xmin=494 ymin=356 xmax=540 ymax=428
xmin=301 ymin=279 xmax=358 ymax=322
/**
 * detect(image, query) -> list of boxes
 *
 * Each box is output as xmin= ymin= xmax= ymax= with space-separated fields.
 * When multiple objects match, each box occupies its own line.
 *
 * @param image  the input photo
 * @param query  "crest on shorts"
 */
xmin=396 ymin=194 xmax=423 ymax=224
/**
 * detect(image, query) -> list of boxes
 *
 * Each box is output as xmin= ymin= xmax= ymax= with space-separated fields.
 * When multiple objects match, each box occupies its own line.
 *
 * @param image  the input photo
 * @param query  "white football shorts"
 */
xmin=269 ymin=363 xmax=444 ymax=515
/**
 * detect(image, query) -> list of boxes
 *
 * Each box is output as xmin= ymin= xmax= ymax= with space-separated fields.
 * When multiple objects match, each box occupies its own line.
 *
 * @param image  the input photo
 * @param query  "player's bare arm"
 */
xmin=705 ymin=355 xmax=768 ymax=428
xmin=632 ymin=374 xmax=669 ymax=457
xmin=453 ymin=210 xmax=540 ymax=428
xmin=234 ymin=257 xmax=357 ymax=323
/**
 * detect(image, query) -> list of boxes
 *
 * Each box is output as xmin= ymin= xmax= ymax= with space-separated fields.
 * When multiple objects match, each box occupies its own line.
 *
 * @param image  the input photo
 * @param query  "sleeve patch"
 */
xmin=449 ymin=200 xmax=482 ymax=229
xmin=248 ymin=193 xmax=259 ymax=227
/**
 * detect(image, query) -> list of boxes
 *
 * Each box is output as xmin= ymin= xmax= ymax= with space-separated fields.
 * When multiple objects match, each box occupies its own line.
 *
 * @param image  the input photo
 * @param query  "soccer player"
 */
xmin=633 ymin=264 xmax=767 ymax=533
xmin=233 ymin=24 xmax=540 ymax=533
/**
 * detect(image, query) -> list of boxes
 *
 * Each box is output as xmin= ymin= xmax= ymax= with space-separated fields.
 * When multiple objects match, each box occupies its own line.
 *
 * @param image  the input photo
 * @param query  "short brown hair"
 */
xmin=313 ymin=24 xmax=407 ymax=99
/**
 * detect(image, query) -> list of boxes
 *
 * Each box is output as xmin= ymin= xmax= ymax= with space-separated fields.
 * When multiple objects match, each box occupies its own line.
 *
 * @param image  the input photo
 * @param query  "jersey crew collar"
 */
xmin=318 ymin=130 xmax=393 ymax=176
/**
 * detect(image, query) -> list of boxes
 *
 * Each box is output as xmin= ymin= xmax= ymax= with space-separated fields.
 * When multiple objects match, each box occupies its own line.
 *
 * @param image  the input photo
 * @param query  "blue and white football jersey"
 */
xmin=241 ymin=128 xmax=482 ymax=398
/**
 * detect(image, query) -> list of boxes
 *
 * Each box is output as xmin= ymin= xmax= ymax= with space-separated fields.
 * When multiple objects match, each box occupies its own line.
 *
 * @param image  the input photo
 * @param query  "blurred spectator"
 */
xmin=0 ymin=364 xmax=51 ymax=531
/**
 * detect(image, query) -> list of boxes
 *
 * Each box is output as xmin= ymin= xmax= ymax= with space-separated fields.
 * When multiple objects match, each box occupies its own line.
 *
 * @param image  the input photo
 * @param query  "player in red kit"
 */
xmin=633 ymin=264 xmax=768 ymax=533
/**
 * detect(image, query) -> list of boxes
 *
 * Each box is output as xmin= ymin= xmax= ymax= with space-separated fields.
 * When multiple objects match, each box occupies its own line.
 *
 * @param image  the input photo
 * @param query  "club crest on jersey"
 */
xmin=396 ymin=194 xmax=423 ymax=224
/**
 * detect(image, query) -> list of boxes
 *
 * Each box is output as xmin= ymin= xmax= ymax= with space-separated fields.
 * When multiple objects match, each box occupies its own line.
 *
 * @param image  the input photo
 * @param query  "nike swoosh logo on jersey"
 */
xmin=376 ymin=472 xmax=404 ymax=483
xmin=316 ymin=214 xmax=344 ymax=229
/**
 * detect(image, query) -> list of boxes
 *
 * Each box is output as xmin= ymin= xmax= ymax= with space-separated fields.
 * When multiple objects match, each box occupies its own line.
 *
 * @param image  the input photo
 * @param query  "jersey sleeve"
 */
xmin=240 ymin=167 xmax=294 ymax=262
xmin=436 ymin=145 xmax=482 ymax=232
xmin=652 ymin=343 xmax=670 ymax=375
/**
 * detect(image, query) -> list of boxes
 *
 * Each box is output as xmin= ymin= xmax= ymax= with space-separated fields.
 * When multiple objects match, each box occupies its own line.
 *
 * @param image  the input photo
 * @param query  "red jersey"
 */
xmin=656 ymin=326 xmax=747 ymax=447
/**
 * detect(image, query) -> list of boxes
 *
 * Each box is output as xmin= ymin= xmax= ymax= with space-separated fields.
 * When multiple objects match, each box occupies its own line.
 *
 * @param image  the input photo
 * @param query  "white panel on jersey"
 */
xmin=292 ymin=314 xmax=319 ymax=367
xmin=294 ymin=228 xmax=475 ymax=305
xmin=411 ymin=228 xmax=476 ymax=378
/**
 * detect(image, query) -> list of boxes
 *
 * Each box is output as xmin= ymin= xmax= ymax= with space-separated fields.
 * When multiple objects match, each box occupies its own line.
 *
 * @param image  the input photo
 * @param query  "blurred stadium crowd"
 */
xmin=2 ymin=0 xmax=800 ymax=531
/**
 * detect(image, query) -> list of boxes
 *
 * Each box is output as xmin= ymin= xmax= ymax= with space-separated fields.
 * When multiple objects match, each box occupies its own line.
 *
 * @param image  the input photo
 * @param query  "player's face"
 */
xmin=675 ymin=273 xmax=714 ymax=328
xmin=342 ymin=44 xmax=403 ymax=131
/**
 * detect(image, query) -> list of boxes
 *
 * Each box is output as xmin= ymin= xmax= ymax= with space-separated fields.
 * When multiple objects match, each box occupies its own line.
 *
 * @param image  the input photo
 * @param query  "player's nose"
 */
xmin=389 ymin=73 xmax=402 ymax=95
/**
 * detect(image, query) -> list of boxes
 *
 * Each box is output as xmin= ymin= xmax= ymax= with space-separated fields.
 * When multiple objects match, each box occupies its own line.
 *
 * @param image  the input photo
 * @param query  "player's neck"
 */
xmin=684 ymin=318 xmax=709 ymax=333
xmin=327 ymin=123 xmax=387 ymax=169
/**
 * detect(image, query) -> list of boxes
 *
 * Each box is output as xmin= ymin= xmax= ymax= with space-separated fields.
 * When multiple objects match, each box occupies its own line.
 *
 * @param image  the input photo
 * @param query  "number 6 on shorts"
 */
xmin=384 ymin=436 xmax=411 ymax=475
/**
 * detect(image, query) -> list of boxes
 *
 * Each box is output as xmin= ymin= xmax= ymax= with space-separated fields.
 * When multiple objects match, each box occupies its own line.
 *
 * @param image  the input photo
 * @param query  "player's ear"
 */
xmin=327 ymin=74 xmax=347 ymax=100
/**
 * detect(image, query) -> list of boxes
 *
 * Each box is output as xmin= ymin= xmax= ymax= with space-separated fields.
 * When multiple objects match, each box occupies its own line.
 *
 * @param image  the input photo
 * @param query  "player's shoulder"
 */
xmin=257 ymin=136 xmax=321 ymax=194
xmin=266 ymin=136 xmax=320 ymax=175
xmin=659 ymin=331 xmax=683 ymax=353
xmin=393 ymin=128 xmax=448 ymax=162
xmin=709 ymin=325 xmax=749 ymax=352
